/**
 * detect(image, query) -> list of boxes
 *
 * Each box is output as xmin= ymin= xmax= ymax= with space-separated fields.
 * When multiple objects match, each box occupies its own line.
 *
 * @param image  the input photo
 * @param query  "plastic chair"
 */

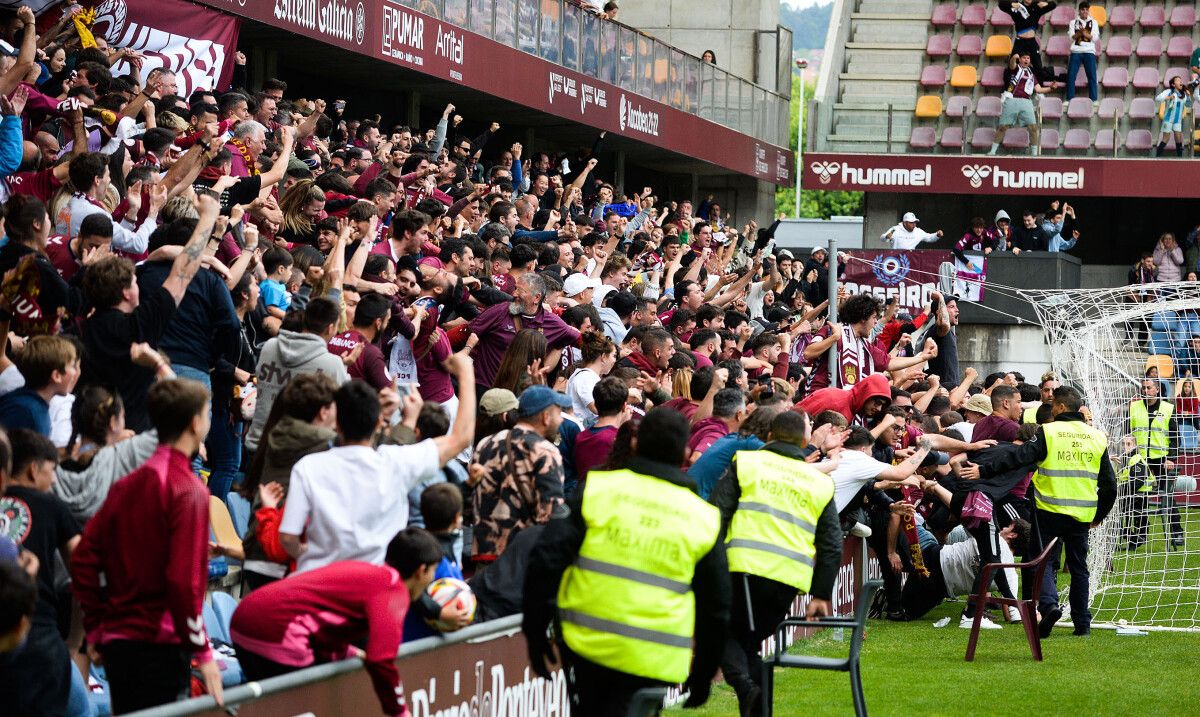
xmin=1132 ymin=67 xmax=1160 ymax=90
xmin=1100 ymin=66 xmax=1128 ymax=90
xmin=1041 ymin=128 xmax=1061 ymax=151
xmin=1169 ymin=5 xmax=1196 ymax=28
xmin=1045 ymin=35 xmax=1071 ymax=58
xmin=1136 ymin=36 xmax=1163 ymax=59
xmin=1140 ymin=5 xmax=1165 ymax=28
xmin=1063 ymin=128 xmax=1092 ymax=150
xmin=1067 ymin=97 xmax=1094 ymax=120
xmin=1107 ymin=4 xmax=1135 ymax=28
xmin=957 ymin=35 xmax=984 ymax=57
xmin=1125 ymin=129 xmax=1153 ymax=151
xmin=950 ymin=65 xmax=978 ymax=88
xmin=1049 ymin=4 xmax=1075 ymax=26
xmin=210 ymin=495 xmax=243 ymax=555
xmin=965 ymin=538 xmax=1059 ymax=662
xmin=1098 ymin=97 xmax=1125 ymax=120
xmin=921 ymin=65 xmax=948 ymax=87
xmin=1167 ymin=36 xmax=1193 ymax=60
xmin=932 ymin=3 xmax=959 ymax=27
xmin=1145 ymin=354 xmax=1175 ymax=379
xmin=1002 ymin=128 xmax=1030 ymax=149
xmin=961 ymin=3 xmax=987 ymax=27
xmin=981 ymin=65 xmax=1006 ymax=89
xmin=1129 ymin=97 xmax=1156 ymax=120
xmin=1040 ymin=96 xmax=1063 ymax=120
xmin=985 ymin=34 xmax=1013 ymax=58
xmin=763 ymin=581 xmax=883 ymax=717
xmin=1090 ymin=5 xmax=1106 ymax=26
xmin=927 ymin=34 xmax=953 ymax=57
xmin=910 ymin=127 xmax=938 ymax=148
xmin=946 ymin=95 xmax=972 ymax=118
xmin=1105 ymin=35 xmax=1131 ymax=58
xmin=976 ymin=95 xmax=1003 ymax=118
xmin=989 ymin=6 xmax=1014 ymax=26
xmin=940 ymin=126 xmax=965 ymax=149
xmin=971 ymin=127 xmax=998 ymax=150
xmin=225 ymin=492 xmax=251 ymax=539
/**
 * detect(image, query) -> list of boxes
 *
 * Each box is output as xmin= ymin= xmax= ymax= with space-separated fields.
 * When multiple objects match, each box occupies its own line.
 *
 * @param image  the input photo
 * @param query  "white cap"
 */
xmin=563 ymin=273 xmax=600 ymax=297
xmin=902 ymin=212 xmax=919 ymax=223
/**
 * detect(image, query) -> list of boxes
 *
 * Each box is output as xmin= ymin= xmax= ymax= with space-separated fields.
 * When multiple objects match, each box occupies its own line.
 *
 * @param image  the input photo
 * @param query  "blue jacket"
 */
xmin=137 ymin=260 xmax=240 ymax=372
xmin=0 ymin=115 xmax=22 ymax=177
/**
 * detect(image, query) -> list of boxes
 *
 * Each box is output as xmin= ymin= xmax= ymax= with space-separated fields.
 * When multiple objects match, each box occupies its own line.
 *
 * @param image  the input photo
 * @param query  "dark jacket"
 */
xmin=137 ymin=260 xmax=240 ymax=372
xmin=470 ymin=524 xmax=545 ymax=623
xmin=522 ymin=455 xmax=731 ymax=690
xmin=709 ymin=441 xmax=842 ymax=601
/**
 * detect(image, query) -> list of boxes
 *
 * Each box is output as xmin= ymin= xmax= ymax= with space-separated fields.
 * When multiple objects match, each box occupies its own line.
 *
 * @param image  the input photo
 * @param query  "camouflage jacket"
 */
xmin=468 ymin=426 xmax=566 ymax=559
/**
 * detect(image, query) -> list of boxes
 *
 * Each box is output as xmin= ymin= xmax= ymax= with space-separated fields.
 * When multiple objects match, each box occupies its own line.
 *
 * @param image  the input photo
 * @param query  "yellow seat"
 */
xmin=210 ymin=496 xmax=242 ymax=554
xmin=1146 ymin=354 xmax=1175 ymax=380
xmin=915 ymin=95 xmax=943 ymax=118
xmin=950 ymin=65 xmax=978 ymax=88
xmin=985 ymin=35 xmax=1013 ymax=58
xmin=1090 ymin=5 xmax=1106 ymax=27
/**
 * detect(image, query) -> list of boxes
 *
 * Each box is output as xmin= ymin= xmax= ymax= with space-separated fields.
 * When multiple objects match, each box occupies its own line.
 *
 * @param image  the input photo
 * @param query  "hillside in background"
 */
xmin=780 ymin=1 xmax=833 ymax=52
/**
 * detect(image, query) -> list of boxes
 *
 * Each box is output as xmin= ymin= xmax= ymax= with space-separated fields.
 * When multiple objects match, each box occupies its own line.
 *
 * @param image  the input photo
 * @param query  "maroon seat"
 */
xmin=988 ymin=6 xmax=1014 ymax=26
xmin=1045 ymin=35 xmax=1071 ymax=58
xmin=957 ymin=35 xmax=984 ymax=57
xmin=1166 ymin=67 xmax=1190 ymax=86
xmin=971 ymin=127 xmax=997 ymax=150
xmin=1049 ymin=4 xmax=1075 ymax=26
xmin=1040 ymin=96 xmax=1063 ymax=120
xmin=1002 ymin=128 xmax=1030 ymax=149
xmin=932 ymin=3 xmax=958 ymax=26
xmin=1136 ymin=36 xmax=1163 ymax=59
xmin=1128 ymin=97 xmax=1157 ymax=120
xmin=1140 ymin=5 xmax=1166 ymax=28
xmin=1098 ymin=98 xmax=1125 ymax=120
xmin=981 ymin=65 xmax=1006 ymax=89
xmin=1108 ymin=4 xmax=1135 ymax=28
xmin=1167 ymin=36 xmax=1193 ymax=60
xmin=964 ymin=538 xmax=1059 ymax=662
xmin=927 ymin=34 xmax=953 ymax=57
xmin=940 ymin=126 xmax=965 ymax=149
xmin=921 ymin=65 xmax=948 ymax=87
xmin=1170 ymin=5 xmax=1196 ymax=28
xmin=1106 ymin=35 xmax=1132 ymax=58
xmin=976 ymin=95 xmax=1003 ymax=118
xmin=946 ymin=95 xmax=973 ymax=118
xmin=1095 ymin=129 xmax=1118 ymax=152
xmin=910 ymin=127 xmax=937 ymax=149
xmin=1067 ymin=97 xmax=1093 ymax=120
xmin=961 ymin=3 xmax=987 ymax=27
xmin=1041 ymin=128 xmax=1061 ymax=151
xmin=1063 ymin=128 xmax=1091 ymax=150
xmin=1133 ymin=67 xmax=1160 ymax=90
xmin=1125 ymin=129 xmax=1153 ymax=151
xmin=1101 ymin=66 xmax=1128 ymax=90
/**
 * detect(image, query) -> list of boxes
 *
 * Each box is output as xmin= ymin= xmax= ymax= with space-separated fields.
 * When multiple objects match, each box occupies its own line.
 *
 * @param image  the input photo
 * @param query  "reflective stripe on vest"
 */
xmin=725 ymin=449 xmax=834 ymax=592
xmin=1129 ymin=400 xmax=1173 ymax=459
xmin=1033 ymin=421 xmax=1109 ymax=522
xmin=557 ymin=469 xmax=720 ymax=683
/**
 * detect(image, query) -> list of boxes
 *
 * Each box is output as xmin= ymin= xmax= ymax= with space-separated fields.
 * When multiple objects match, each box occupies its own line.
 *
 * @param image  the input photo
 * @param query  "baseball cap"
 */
xmin=963 ymin=393 xmax=993 ymax=415
xmin=920 ymin=450 xmax=951 ymax=467
xmin=810 ymin=246 xmax=827 ymax=256
xmin=777 ymin=249 xmax=794 ymax=260
xmin=479 ymin=388 xmax=519 ymax=416
xmin=517 ymin=385 xmax=572 ymax=417
xmin=902 ymin=212 xmax=919 ymax=223
xmin=563 ymin=273 xmax=600 ymax=298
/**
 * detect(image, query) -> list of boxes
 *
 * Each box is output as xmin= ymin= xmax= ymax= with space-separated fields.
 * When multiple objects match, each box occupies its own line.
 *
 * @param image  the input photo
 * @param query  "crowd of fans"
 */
xmin=0 ymin=3 xmax=1151 ymax=717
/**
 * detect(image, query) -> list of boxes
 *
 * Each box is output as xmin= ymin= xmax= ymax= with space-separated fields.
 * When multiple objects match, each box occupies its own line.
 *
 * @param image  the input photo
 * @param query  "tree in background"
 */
xmin=776 ymin=73 xmax=863 ymax=219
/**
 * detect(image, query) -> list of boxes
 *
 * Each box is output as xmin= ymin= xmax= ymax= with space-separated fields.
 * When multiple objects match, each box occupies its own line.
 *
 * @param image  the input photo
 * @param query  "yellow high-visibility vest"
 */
xmin=1033 ymin=421 xmax=1110 ymax=522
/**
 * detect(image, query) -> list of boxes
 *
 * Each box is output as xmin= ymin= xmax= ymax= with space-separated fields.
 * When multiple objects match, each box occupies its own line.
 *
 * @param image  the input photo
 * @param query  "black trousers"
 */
xmin=720 ymin=573 xmax=799 ymax=717
xmin=1013 ymin=36 xmax=1054 ymax=83
xmin=1118 ymin=480 xmax=1152 ymax=546
xmin=101 ymin=640 xmax=192 ymax=715
xmin=1029 ymin=509 xmax=1091 ymax=628
xmin=232 ymin=641 xmax=301 ymax=681
xmin=1147 ymin=458 xmax=1184 ymax=541
xmin=0 ymin=622 xmax=72 ymax=717
xmin=558 ymin=640 xmax=665 ymax=717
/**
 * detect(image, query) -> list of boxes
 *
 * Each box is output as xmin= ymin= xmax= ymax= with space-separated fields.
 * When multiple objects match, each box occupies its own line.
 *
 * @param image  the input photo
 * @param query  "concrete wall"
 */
xmin=620 ymin=0 xmax=783 ymax=89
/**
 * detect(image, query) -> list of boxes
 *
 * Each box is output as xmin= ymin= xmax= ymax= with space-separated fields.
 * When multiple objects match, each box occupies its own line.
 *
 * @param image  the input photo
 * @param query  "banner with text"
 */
xmin=840 ymin=249 xmax=952 ymax=314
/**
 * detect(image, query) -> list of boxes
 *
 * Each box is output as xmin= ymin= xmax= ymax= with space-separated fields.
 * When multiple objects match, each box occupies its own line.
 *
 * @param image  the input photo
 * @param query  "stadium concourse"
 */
xmin=0 ymin=1 xmax=1196 ymax=716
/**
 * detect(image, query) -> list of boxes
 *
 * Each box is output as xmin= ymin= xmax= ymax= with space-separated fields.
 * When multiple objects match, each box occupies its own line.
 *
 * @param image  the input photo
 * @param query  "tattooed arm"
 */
xmin=162 ymin=193 xmax=221 ymax=306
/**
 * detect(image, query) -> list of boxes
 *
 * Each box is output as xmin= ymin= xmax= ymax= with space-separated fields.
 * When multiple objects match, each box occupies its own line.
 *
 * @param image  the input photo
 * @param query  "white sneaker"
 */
xmin=960 ymin=615 xmax=1002 ymax=630
xmin=850 ymin=522 xmax=873 ymax=538
xmin=1006 ymin=606 xmax=1022 ymax=623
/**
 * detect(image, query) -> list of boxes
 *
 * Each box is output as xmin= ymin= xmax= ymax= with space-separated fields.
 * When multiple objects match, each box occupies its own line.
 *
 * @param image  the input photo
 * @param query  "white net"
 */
xmin=1020 ymin=282 xmax=1200 ymax=631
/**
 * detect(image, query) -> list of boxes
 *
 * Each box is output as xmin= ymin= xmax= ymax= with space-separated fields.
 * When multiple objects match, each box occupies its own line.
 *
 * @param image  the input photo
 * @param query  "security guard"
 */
xmin=978 ymin=385 xmax=1116 ymax=637
xmin=1115 ymin=433 xmax=1153 ymax=550
xmin=1127 ymin=378 xmax=1183 ymax=547
xmin=523 ymin=407 xmax=731 ymax=716
xmin=711 ymin=410 xmax=842 ymax=717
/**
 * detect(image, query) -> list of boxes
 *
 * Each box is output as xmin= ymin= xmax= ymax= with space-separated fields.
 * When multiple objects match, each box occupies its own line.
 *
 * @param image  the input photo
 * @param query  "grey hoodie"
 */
xmin=246 ymin=330 xmax=349 ymax=451
xmin=53 ymin=431 xmax=159 ymax=522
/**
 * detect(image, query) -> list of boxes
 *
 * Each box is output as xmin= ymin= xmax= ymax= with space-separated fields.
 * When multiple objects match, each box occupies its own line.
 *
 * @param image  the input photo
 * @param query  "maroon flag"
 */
xmin=89 ymin=0 xmax=240 ymax=96
xmin=839 ymin=249 xmax=952 ymax=315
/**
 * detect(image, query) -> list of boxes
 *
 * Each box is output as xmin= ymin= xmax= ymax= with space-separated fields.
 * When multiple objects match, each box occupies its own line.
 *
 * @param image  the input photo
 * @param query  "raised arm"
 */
xmin=257 ymin=125 xmax=296 ymax=189
xmin=0 ymin=7 xmax=37 ymax=97
xmin=433 ymin=354 xmax=476 ymax=464
xmin=162 ymin=194 xmax=221 ymax=305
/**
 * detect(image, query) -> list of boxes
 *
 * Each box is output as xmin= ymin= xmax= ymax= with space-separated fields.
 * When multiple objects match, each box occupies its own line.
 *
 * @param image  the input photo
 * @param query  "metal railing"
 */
xmin=397 ymin=0 xmax=791 ymax=146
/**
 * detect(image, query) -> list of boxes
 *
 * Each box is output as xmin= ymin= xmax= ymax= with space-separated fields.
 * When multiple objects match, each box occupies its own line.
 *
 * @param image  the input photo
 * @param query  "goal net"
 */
xmin=1020 ymin=282 xmax=1200 ymax=631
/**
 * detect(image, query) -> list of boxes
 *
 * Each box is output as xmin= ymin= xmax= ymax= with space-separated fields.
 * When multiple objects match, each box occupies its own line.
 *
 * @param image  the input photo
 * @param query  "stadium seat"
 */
xmin=1140 ymin=5 xmax=1165 ymax=28
xmin=932 ymin=3 xmax=959 ymax=27
xmin=1180 ymin=423 xmax=1199 ymax=452
xmin=1101 ymin=66 xmax=1128 ymax=90
xmin=1041 ymin=128 xmax=1061 ymax=150
xmin=1096 ymin=129 xmax=1119 ymax=152
xmin=1046 ymin=35 xmax=1071 ymax=58
xmin=920 ymin=65 xmax=947 ymax=87
xmin=1106 ymin=35 xmax=1132 ymax=58
xmin=1107 ymin=4 xmax=1135 ymax=28
xmin=971 ymin=127 xmax=997 ymax=150
xmin=1133 ymin=67 xmax=1160 ymax=89
xmin=950 ymin=65 xmax=978 ymax=87
xmin=1064 ymin=128 xmax=1092 ymax=150
xmin=1002 ymin=128 xmax=1030 ymax=149
xmin=988 ymin=6 xmax=1014 ymax=26
xmin=961 ymin=3 xmax=987 ymax=27
xmin=1169 ymin=5 xmax=1196 ymax=28
xmin=1090 ymin=5 xmax=1106 ymax=26
xmin=976 ymin=95 xmax=1003 ymax=118
xmin=1167 ymin=36 xmax=1193 ymax=60
xmin=211 ymin=592 xmax=240 ymax=642
xmin=981 ymin=65 xmax=1006 ymax=89
xmin=1166 ymin=67 xmax=1191 ymax=87
xmin=210 ymin=495 xmax=243 ymax=557
xmin=1136 ymin=36 xmax=1163 ymax=59
xmin=940 ymin=126 xmax=965 ymax=149
xmin=910 ymin=126 xmax=937 ymax=148
xmin=1067 ymin=97 xmax=1094 ymax=119
xmin=1145 ymin=353 xmax=1175 ymax=378
xmin=927 ymin=34 xmax=953 ymax=57
xmin=915 ymin=95 xmax=943 ymax=118
xmin=225 ymin=492 xmax=251 ymax=539
xmin=1150 ymin=310 xmax=1180 ymax=333
xmin=1050 ymin=4 xmax=1075 ymax=26
xmin=1129 ymin=97 xmax=1157 ymax=120
xmin=965 ymin=538 xmax=1059 ymax=662
xmin=957 ymin=35 xmax=984 ymax=57
xmin=946 ymin=95 xmax=973 ymax=118
xmin=1098 ymin=97 xmax=1125 ymax=119
xmin=1125 ymin=129 xmax=1153 ymax=150
xmin=763 ymin=581 xmax=882 ymax=717
xmin=1040 ymin=96 xmax=1063 ymax=120
xmin=985 ymin=35 xmax=1013 ymax=58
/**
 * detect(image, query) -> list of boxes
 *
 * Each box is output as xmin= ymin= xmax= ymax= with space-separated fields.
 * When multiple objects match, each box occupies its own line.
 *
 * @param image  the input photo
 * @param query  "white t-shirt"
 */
xmin=947 ymin=421 xmax=974 ymax=442
xmin=881 ymin=224 xmax=939 ymax=251
xmin=567 ymin=367 xmax=602 ymax=424
xmin=830 ymin=449 xmax=894 ymax=512
xmin=1068 ymin=17 xmax=1098 ymax=54
xmin=0 ymin=364 xmax=24 ymax=396
xmin=280 ymin=440 xmax=441 ymax=574
xmin=940 ymin=524 xmax=1017 ymax=598
xmin=745 ymin=281 xmax=767 ymax=320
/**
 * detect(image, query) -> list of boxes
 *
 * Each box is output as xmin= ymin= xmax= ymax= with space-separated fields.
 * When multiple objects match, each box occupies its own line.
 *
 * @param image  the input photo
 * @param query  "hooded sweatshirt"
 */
xmin=795 ymin=373 xmax=892 ymax=425
xmin=53 ymin=432 xmax=159 ymax=523
xmin=246 ymin=331 xmax=349 ymax=452
xmin=986 ymin=210 xmax=1012 ymax=253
